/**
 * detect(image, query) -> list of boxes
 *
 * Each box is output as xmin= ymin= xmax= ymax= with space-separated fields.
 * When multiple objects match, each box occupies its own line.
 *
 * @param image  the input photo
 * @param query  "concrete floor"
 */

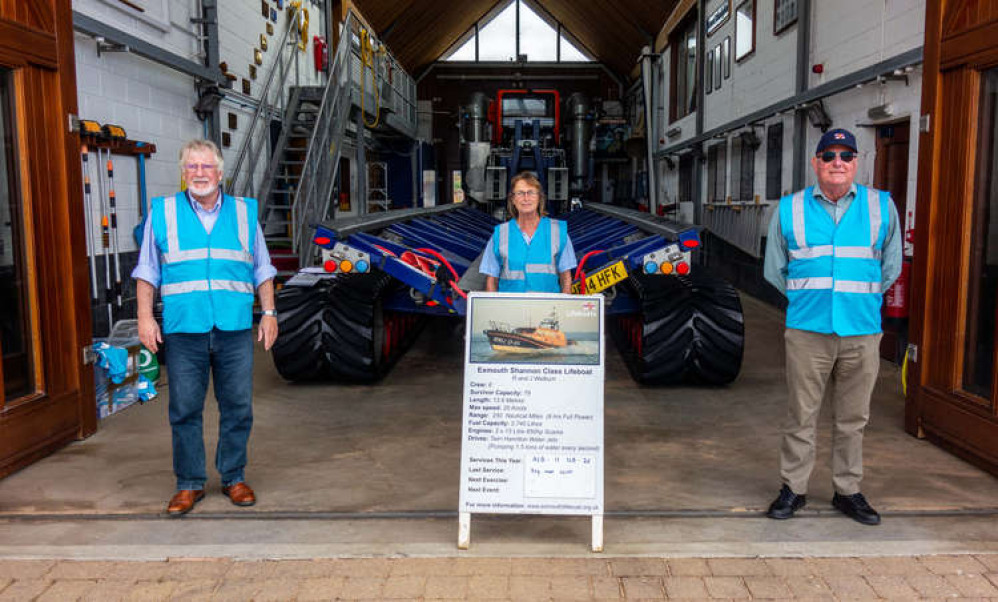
xmin=0 ymin=293 xmax=996 ymax=559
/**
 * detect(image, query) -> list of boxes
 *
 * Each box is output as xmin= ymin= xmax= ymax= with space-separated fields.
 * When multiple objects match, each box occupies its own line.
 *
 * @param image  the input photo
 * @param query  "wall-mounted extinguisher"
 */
xmin=885 ymin=228 xmax=915 ymax=319
xmin=313 ymin=35 xmax=328 ymax=73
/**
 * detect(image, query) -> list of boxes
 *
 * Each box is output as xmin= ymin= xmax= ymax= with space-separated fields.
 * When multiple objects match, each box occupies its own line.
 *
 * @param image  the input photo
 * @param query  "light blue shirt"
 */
xmin=132 ymin=190 xmax=277 ymax=288
xmin=763 ymin=184 xmax=902 ymax=296
xmin=478 ymin=225 xmax=578 ymax=278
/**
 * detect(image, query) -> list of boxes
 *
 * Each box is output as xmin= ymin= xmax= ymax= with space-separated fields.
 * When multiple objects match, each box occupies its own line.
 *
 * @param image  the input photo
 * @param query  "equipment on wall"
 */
xmin=94 ymin=147 xmax=113 ymax=325
xmin=359 ymin=28 xmax=386 ymax=128
xmin=74 ymin=119 xmax=157 ymax=334
xmin=312 ymin=35 xmax=327 ymax=72
xmin=290 ymin=1 xmax=309 ymax=50
xmin=80 ymin=145 xmax=99 ymax=306
xmin=104 ymin=152 xmax=123 ymax=312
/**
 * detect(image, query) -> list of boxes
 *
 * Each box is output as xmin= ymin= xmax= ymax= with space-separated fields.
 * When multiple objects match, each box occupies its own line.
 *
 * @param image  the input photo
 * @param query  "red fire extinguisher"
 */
xmin=885 ymin=258 xmax=911 ymax=318
xmin=313 ymin=35 xmax=328 ymax=73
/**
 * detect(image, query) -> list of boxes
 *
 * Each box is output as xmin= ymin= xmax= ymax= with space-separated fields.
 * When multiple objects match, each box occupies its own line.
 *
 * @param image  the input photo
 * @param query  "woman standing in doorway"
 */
xmin=480 ymin=172 xmax=577 ymax=293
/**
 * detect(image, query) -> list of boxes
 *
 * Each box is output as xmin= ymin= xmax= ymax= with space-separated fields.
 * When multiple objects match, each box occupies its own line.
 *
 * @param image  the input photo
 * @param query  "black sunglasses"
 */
xmin=818 ymin=150 xmax=856 ymax=163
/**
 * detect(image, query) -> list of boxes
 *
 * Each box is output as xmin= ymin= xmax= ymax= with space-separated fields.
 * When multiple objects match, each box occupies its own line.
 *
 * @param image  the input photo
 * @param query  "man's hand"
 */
xmin=258 ymin=315 xmax=278 ymax=350
xmin=136 ymin=279 xmax=161 ymax=352
xmin=256 ymin=279 xmax=278 ymax=350
xmin=138 ymin=314 xmax=162 ymax=353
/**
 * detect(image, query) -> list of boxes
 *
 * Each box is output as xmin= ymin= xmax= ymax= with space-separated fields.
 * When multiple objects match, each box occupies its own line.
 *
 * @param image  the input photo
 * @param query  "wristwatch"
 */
xmin=261 ymin=309 xmax=278 ymax=318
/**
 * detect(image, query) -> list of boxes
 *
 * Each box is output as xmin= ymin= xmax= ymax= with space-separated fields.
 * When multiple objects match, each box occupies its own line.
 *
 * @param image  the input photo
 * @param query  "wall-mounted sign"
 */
xmin=706 ymin=1 xmax=731 ymax=36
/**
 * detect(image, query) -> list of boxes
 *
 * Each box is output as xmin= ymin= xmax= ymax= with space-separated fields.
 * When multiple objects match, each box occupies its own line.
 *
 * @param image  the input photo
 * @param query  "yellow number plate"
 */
xmin=571 ymin=260 xmax=628 ymax=294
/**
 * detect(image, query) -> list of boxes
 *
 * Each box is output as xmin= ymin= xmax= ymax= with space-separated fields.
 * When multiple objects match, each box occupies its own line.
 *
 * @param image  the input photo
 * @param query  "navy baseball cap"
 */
xmin=815 ymin=128 xmax=857 ymax=153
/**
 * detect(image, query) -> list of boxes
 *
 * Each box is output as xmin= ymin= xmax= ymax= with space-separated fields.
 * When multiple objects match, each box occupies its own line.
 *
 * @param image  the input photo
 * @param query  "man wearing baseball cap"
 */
xmin=762 ymin=127 xmax=902 ymax=525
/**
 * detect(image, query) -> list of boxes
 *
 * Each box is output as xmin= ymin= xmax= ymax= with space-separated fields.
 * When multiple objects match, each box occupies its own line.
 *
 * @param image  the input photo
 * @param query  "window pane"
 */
xmin=685 ymin=27 xmax=697 ymax=114
xmin=478 ymin=2 xmax=517 ymax=61
xmin=962 ymin=67 xmax=998 ymax=400
xmin=559 ymin=34 xmax=589 ymax=62
xmin=714 ymin=45 xmax=722 ymax=90
xmin=708 ymin=142 xmax=726 ymax=202
xmin=766 ymin=123 xmax=783 ymax=199
xmin=774 ymin=0 xmax=798 ymax=33
xmin=445 ymin=35 xmax=476 ymax=61
xmin=723 ymin=37 xmax=731 ymax=78
xmin=735 ymin=0 xmax=754 ymax=60
xmin=740 ymin=136 xmax=755 ymax=200
xmin=519 ymin=1 xmax=557 ymax=61
xmin=705 ymin=51 xmax=713 ymax=95
xmin=0 ymin=70 xmax=34 ymax=400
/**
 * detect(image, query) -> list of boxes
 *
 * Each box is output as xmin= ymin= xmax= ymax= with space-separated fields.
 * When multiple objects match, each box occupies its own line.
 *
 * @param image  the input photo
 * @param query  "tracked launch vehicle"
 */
xmin=272 ymin=202 xmax=745 ymax=386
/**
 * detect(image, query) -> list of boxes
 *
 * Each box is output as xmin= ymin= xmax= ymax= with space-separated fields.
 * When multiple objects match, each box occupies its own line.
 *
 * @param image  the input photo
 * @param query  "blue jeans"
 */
xmin=164 ymin=328 xmax=254 ymax=491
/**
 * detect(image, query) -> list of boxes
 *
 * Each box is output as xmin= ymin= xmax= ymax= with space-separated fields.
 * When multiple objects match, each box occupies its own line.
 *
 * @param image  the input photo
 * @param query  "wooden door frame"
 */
xmin=0 ymin=1 xmax=96 ymax=479
xmin=907 ymin=0 xmax=998 ymax=475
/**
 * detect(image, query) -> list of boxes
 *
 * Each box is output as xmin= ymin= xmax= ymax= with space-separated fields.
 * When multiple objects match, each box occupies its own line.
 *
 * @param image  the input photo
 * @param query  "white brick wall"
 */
xmin=811 ymin=0 xmax=925 ymax=88
xmin=73 ymin=0 xmax=327 ymax=253
xmin=655 ymin=1 xmax=924 ymax=251
xmin=701 ymin=0 xmax=797 ymax=130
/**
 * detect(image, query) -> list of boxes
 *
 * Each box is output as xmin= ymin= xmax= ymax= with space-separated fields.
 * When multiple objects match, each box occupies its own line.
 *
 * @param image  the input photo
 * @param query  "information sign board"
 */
xmin=458 ymin=292 xmax=604 ymax=550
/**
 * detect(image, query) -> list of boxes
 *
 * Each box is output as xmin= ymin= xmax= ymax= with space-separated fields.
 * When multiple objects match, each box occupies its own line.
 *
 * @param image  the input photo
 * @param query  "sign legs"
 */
xmin=458 ymin=512 xmax=471 ymax=550
xmin=591 ymin=514 xmax=604 ymax=553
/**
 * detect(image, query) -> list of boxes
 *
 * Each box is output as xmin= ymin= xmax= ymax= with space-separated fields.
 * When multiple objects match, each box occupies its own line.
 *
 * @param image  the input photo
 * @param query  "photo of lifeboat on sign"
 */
xmin=468 ymin=295 xmax=601 ymax=366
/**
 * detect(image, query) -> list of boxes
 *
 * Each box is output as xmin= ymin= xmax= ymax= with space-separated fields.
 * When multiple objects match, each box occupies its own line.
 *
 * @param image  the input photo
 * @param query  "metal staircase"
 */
xmin=230 ymin=10 xmax=419 ymax=274
xmin=256 ymin=86 xmax=323 ymax=260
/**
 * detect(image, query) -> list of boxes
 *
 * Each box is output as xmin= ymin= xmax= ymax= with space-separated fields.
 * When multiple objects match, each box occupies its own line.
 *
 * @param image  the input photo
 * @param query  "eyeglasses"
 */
xmin=183 ymin=163 xmax=219 ymax=172
xmin=818 ymin=151 xmax=856 ymax=163
xmin=512 ymin=190 xmax=539 ymax=198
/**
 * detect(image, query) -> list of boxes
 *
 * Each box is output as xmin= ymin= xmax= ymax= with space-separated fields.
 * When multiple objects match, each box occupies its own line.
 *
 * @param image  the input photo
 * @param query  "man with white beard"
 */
xmin=133 ymin=139 xmax=277 ymax=516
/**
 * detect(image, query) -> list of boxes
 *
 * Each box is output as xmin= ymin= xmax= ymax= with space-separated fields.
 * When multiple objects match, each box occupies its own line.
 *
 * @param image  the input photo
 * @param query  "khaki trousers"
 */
xmin=780 ymin=328 xmax=882 ymax=496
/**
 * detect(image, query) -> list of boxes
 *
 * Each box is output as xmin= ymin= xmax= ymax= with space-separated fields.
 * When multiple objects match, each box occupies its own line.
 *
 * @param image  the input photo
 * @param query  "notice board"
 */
xmin=459 ymin=292 xmax=604 ymax=550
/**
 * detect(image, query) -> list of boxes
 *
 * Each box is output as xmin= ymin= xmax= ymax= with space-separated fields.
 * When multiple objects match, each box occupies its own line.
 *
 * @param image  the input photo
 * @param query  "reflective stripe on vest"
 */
xmin=787 ymin=278 xmax=882 ymax=293
xmin=161 ymin=279 xmax=255 ymax=296
xmin=787 ymin=245 xmax=882 ymax=260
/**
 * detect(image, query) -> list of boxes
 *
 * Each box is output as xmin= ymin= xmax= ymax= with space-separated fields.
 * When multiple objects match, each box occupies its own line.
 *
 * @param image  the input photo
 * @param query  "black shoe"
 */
xmin=766 ymin=484 xmax=806 ymax=519
xmin=832 ymin=492 xmax=881 ymax=525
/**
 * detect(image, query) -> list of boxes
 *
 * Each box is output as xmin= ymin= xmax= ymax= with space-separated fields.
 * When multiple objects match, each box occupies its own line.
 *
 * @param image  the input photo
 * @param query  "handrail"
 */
xmin=229 ymin=4 xmax=304 ymax=196
xmin=292 ymin=11 xmax=358 ymax=263
xmin=288 ymin=10 xmax=420 ymax=264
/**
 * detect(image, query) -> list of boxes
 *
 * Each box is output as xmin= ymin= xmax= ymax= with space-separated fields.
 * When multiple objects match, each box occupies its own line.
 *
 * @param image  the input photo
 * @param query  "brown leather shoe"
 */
xmin=166 ymin=489 xmax=205 ymax=516
xmin=222 ymin=482 xmax=256 ymax=506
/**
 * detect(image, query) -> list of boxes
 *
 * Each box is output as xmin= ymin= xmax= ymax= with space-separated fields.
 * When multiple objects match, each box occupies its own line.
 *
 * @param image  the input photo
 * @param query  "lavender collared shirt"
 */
xmin=131 ymin=190 xmax=277 ymax=288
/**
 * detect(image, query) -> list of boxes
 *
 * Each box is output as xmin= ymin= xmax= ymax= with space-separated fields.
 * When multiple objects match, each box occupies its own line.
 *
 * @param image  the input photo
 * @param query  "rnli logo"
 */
xmin=834 ymin=133 xmax=845 ymax=140
xmin=568 ymin=301 xmax=597 ymax=318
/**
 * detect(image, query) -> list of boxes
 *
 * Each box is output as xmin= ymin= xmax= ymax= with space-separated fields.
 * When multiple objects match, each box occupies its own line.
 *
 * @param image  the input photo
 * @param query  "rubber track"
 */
xmin=272 ymin=273 xmax=426 ymax=382
xmin=612 ymin=272 xmax=745 ymax=385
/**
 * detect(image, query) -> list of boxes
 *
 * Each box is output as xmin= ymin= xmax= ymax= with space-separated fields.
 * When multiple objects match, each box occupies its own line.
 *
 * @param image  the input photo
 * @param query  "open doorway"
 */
xmin=873 ymin=119 xmax=910 ymax=364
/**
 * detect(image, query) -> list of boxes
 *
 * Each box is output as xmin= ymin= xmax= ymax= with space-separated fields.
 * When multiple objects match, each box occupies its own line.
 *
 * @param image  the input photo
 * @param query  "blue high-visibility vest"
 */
xmin=151 ymin=192 xmax=257 ymax=334
xmin=494 ymin=217 xmax=567 ymax=293
xmin=778 ymin=184 xmax=890 ymax=336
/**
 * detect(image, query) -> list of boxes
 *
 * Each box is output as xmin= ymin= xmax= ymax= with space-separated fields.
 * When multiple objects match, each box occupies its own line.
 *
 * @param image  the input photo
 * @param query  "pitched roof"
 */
xmin=352 ymin=0 xmax=680 ymax=79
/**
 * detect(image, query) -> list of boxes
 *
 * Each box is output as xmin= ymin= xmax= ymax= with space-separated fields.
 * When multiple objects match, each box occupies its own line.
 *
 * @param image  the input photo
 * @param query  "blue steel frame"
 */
xmin=309 ymin=204 xmax=700 ymax=317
